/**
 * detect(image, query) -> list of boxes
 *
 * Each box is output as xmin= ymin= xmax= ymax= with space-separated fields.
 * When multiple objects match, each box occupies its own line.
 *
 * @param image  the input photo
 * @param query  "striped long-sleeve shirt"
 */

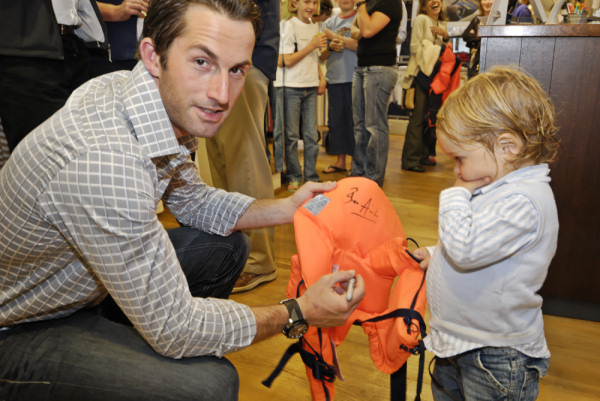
xmin=424 ymin=164 xmax=558 ymax=359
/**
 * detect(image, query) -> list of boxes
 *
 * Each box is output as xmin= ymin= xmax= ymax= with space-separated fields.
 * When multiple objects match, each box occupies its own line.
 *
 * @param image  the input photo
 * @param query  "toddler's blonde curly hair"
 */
xmin=437 ymin=66 xmax=560 ymax=167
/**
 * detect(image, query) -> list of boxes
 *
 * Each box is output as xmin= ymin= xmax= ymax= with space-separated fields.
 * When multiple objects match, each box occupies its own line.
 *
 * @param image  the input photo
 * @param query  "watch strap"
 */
xmin=281 ymin=298 xmax=304 ymax=323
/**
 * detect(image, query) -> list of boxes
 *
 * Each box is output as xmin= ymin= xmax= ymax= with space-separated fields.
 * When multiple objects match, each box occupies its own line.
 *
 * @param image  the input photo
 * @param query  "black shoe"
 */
xmin=402 ymin=166 xmax=425 ymax=173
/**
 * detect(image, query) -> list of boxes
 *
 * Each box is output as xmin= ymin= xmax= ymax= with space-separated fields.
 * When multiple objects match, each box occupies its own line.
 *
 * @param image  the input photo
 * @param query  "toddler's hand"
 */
xmin=413 ymin=248 xmax=431 ymax=271
xmin=454 ymin=176 xmax=491 ymax=193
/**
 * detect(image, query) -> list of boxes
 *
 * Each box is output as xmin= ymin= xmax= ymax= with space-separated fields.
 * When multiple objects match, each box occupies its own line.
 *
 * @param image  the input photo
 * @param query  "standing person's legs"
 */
xmin=273 ymin=86 xmax=286 ymax=173
xmin=300 ymin=88 xmax=320 ymax=182
xmin=339 ymin=82 xmax=355 ymax=157
xmin=0 ymin=35 xmax=90 ymax=152
xmin=401 ymin=83 xmax=429 ymax=171
xmin=205 ymin=67 xmax=276 ymax=292
xmin=0 ymin=309 xmax=239 ymax=401
xmin=323 ymin=83 xmax=354 ymax=172
xmin=283 ymin=88 xmax=303 ymax=186
xmin=351 ymin=67 xmax=367 ymax=177
xmin=362 ymin=65 xmax=398 ymax=187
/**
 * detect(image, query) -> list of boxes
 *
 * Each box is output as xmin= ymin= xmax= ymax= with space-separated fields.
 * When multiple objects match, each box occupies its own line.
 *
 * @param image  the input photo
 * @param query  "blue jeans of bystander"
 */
xmin=351 ymin=65 xmax=398 ymax=187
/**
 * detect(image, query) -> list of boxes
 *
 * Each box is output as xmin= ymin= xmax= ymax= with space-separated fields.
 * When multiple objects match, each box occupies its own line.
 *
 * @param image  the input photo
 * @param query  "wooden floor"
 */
xmin=159 ymin=132 xmax=600 ymax=400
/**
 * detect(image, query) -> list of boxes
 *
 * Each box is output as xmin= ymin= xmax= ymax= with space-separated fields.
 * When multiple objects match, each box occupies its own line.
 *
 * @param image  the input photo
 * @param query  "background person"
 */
xmin=462 ymin=0 xmax=493 ymax=79
xmin=205 ymin=0 xmax=281 ymax=293
xmin=91 ymin=0 xmax=149 ymax=76
xmin=320 ymin=0 xmax=359 ymax=175
xmin=400 ymin=0 xmax=448 ymax=173
xmin=350 ymin=0 xmax=403 ymax=187
xmin=279 ymin=0 xmax=328 ymax=191
xmin=0 ymin=0 xmax=107 ymax=152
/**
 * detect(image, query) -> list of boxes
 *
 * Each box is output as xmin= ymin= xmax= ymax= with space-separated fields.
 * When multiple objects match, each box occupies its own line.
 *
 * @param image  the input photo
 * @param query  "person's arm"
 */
xmin=324 ymin=28 xmax=358 ymax=52
xmin=96 ymin=0 xmax=148 ymax=22
xmin=318 ymin=63 xmax=327 ymax=95
xmin=409 ymin=15 xmax=429 ymax=56
xmin=355 ymin=2 xmax=391 ymax=38
xmin=48 ymin=153 xmax=259 ymax=359
xmin=319 ymin=46 xmax=333 ymax=62
xmin=350 ymin=17 xmax=362 ymax=40
xmin=234 ymin=181 xmax=336 ymax=230
xmin=283 ymin=33 xmax=327 ymax=68
xmin=397 ymin=0 xmax=408 ymax=44
xmin=430 ymin=25 xmax=449 ymax=42
xmin=437 ymin=186 xmax=540 ymax=270
xmin=250 ymin=270 xmax=365 ymax=343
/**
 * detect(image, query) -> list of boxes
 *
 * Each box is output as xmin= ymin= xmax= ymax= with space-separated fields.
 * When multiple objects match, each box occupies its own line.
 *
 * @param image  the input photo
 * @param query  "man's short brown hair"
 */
xmin=140 ymin=0 xmax=262 ymax=69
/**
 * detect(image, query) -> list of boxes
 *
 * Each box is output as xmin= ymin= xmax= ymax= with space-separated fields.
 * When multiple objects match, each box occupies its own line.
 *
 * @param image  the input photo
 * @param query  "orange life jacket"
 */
xmin=430 ymin=43 xmax=462 ymax=103
xmin=263 ymin=177 xmax=427 ymax=401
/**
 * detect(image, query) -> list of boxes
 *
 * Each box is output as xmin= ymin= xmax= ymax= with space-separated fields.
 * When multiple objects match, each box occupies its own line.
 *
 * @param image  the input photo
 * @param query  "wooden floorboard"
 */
xmin=159 ymin=132 xmax=600 ymax=400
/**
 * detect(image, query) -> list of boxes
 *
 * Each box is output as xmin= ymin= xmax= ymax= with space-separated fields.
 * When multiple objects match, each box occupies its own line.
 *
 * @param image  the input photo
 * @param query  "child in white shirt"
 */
xmin=279 ymin=0 xmax=327 ymax=191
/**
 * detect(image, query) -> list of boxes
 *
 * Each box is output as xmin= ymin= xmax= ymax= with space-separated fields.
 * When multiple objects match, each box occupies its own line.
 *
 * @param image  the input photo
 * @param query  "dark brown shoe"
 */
xmin=402 ymin=166 xmax=425 ymax=173
xmin=232 ymin=271 xmax=277 ymax=293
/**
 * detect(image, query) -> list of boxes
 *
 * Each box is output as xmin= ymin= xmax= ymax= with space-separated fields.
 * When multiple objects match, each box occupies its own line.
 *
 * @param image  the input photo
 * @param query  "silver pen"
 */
xmin=346 ymin=277 xmax=356 ymax=302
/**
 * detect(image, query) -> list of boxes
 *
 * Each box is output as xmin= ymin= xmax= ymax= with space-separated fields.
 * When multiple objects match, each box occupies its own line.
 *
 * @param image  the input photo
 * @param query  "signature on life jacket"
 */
xmin=345 ymin=187 xmax=379 ymax=223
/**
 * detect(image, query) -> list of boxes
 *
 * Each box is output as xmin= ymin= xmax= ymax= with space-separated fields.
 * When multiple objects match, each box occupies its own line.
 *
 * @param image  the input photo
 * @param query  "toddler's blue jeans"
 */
xmin=431 ymin=347 xmax=549 ymax=401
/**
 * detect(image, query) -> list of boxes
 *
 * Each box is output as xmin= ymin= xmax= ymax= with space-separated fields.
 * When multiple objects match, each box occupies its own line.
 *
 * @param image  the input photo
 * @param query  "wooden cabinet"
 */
xmin=478 ymin=24 xmax=600 ymax=321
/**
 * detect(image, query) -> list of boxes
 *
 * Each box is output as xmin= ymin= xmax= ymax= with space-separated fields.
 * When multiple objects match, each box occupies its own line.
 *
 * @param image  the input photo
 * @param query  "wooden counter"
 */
xmin=478 ymin=24 xmax=600 ymax=321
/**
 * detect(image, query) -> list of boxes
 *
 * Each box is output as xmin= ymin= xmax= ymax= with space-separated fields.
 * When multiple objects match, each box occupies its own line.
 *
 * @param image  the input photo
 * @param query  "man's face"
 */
xmin=155 ymin=6 xmax=255 ymax=139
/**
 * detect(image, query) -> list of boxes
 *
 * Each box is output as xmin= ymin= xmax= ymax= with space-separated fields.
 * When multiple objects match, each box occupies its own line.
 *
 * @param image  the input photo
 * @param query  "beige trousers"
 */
xmin=206 ymin=67 xmax=276 ymax=275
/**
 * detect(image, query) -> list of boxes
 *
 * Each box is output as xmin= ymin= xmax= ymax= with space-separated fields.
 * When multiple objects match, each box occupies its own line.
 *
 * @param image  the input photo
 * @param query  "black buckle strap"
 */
xmin=355 ymin=309 xmax=427 ymax=401
xmin=59 ymin=24 xmax=76 ymax=36
xmin=262 ymin=338 xmax=337 ymax=401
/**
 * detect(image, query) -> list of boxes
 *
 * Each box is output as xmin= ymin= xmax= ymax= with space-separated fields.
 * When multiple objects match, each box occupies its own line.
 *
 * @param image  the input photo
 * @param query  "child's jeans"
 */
xmin=431 ymin=347 xmax=549 ymax=401
xmin=283 ymin=86 xmax=319 ymax=183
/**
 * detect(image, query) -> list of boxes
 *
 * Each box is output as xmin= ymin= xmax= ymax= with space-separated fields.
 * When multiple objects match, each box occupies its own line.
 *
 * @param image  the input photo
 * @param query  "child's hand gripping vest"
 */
xmin=263 ymin=177 xmax=427 ymax=401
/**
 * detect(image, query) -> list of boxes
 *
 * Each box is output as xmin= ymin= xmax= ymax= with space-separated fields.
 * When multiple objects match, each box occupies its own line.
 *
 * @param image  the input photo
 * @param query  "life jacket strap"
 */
xmin=262 ymin=338 xmax=337 ymax=400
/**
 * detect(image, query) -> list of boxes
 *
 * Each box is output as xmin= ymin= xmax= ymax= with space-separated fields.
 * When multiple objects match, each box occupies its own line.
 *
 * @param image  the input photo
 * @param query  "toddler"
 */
xmin=414 ymin=66 xmax=560 ymax=401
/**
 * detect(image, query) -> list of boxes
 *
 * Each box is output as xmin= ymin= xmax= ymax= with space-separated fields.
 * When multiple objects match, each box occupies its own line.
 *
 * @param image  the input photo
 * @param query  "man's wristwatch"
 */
xmin=281 ymin=298 xmax=308 ymax=339
xmin=354 ymin=1 xmax=367 ymax=10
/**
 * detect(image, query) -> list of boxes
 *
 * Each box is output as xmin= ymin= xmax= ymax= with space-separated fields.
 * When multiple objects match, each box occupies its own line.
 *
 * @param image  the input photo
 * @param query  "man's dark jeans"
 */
xmin=0 ymin=228 xmax=249 ymax=400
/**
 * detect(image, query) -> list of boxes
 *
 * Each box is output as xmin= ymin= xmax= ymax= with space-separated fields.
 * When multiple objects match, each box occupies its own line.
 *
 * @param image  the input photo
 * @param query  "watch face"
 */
xmin=285 ymin=321 xmax=309 ymax=339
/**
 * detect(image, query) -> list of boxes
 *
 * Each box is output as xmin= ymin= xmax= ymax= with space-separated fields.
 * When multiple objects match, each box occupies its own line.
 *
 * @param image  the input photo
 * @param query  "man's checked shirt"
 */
xmin=0 ymin=62 xmax=257 ymax=358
